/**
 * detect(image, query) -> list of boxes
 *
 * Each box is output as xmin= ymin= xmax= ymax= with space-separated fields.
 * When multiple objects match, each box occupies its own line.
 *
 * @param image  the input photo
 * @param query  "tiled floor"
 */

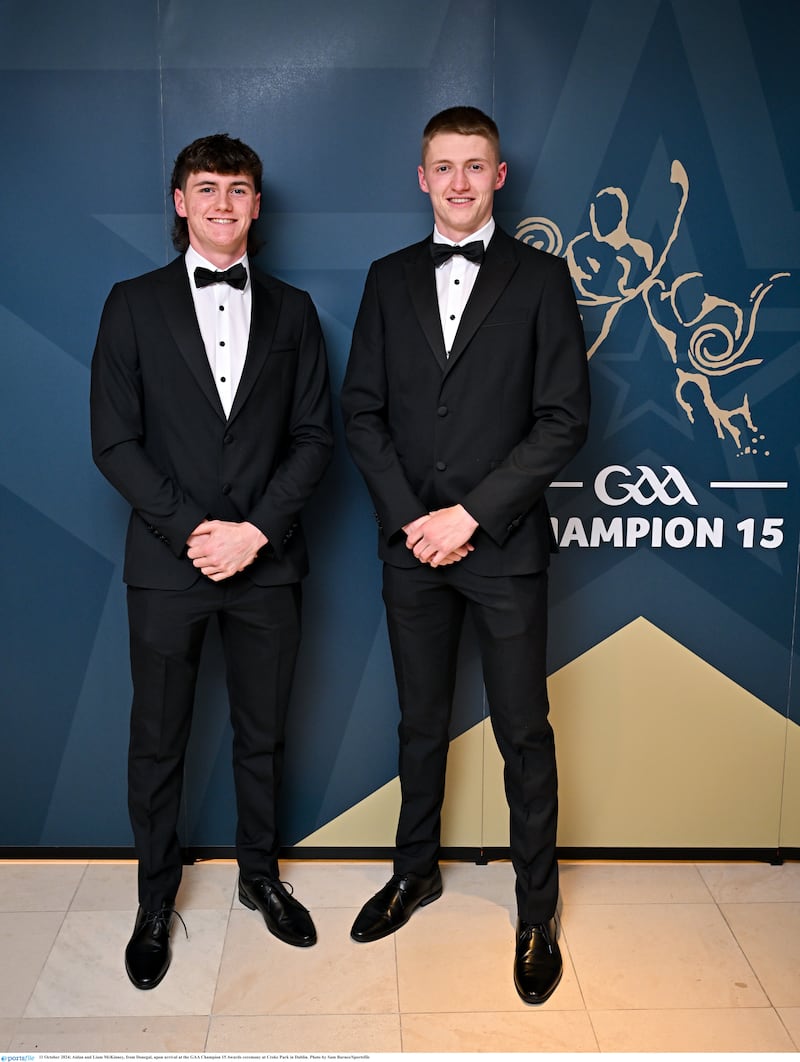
xmin=1 ymin=858 xmax=798 ymax=1053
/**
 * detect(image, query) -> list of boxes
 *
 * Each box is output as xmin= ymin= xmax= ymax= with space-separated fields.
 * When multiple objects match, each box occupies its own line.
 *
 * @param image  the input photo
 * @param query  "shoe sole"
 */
xmin=350 ymin=885 xmax=443 ymax=943
xmin=238 ymin=888 xmax=316 ymax=947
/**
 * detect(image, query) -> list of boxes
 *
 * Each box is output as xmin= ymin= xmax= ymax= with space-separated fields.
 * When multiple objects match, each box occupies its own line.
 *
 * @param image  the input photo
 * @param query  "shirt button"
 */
xmin=437 ymin=405 xmax=448 ymax=417
xmin=220 ymin=376 xmax=226 ymax=383
xmin=219 ymin=305 xmax=224 ymax=311
xmin=219 ymin=340 xmax=226 ymax=347
xmin=436 ymin=461 xmax=447 ymax=471
xmin=454 ymin=279 xmax=460 ymax=285
xmin=449 ymin=314 xmax=456 ymax=321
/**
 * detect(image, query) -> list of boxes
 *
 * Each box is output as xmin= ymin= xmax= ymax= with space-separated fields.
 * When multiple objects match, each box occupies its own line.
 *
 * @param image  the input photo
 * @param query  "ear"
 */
xmin=494 ymin=161 xmax=508 ymax=191
xmin=174 ymin=187 xmax=187 ymax=218
xmin=417 ymin=165 xmax=429 ymax=194
xmin=251 ymin=191 xmax=261 ymax=220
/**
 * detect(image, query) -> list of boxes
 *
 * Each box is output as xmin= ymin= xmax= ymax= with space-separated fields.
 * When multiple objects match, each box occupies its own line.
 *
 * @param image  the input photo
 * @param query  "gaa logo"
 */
xmin=594 ymin=465 xmax=698 ymax=507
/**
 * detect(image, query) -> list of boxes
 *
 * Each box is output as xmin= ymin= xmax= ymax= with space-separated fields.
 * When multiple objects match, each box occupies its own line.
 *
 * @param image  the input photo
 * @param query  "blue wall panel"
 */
xmin=1 ymin=0 xmax=797 ymax=848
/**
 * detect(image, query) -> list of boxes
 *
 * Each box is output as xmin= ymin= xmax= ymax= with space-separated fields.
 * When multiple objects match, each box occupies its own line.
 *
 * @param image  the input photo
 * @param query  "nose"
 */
xmin=451 ymin=167 xmax=471 ymax=191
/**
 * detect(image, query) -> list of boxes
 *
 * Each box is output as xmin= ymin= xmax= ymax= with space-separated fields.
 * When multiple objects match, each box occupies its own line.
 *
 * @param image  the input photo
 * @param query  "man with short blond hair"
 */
xmin=341 ymin=106 xmax=589 ymax=1003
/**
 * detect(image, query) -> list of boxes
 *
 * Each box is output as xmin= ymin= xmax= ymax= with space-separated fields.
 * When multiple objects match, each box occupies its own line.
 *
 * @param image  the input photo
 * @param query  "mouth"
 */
xmin=447 ymin=197 xmax=474 ymax=205
xmin=208 ymin=218 xmax=237 ymax=225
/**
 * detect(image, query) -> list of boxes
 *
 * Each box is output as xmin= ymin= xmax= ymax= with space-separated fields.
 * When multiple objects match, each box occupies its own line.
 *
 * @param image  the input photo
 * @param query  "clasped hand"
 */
xmin=186 ymin=520 xmax=268 ymax=582
xmin=403 ymin=505 xmax=477 ymax=568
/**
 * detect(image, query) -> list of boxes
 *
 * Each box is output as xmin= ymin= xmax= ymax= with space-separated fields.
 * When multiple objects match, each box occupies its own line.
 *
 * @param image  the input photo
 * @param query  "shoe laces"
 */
xmin=143 ymin=906 xmax=188 ymax=939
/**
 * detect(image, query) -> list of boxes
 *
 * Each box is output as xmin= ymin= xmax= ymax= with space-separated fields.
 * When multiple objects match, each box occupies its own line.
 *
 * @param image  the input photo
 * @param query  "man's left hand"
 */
xmin=186 ymin=520 xmax=268 ymax=581
xmin=411 ymin=505 xmax=478 ymax=568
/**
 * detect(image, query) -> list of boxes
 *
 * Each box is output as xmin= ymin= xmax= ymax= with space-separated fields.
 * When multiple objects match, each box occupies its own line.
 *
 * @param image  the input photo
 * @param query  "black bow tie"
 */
xmin=430 ymin=239 xmax=485 ymax=266
xmin=194 ymin=263 xmax=247 ymax=290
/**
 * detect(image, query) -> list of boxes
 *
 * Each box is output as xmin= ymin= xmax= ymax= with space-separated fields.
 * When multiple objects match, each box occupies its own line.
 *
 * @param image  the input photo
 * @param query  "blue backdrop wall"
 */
xmin=2 ymin=0 xmax=798 ymax=852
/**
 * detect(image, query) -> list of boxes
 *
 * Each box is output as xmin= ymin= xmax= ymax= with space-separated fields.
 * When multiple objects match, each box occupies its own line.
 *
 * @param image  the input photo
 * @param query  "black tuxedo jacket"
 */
xmin=91 ymin=255 xmax=333 ymax=589
xmin=341 ymin=226 xmax=590 ymax=575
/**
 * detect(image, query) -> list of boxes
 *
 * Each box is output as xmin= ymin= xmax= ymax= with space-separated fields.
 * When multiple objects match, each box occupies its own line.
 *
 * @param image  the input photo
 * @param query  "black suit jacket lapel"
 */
xmin=404 ymin=239 xmax=448 ymax=372
xmin=227 ymin=270 xmax=280 ymax=425
xmin=445 ymin=228 xmax=518 ymax=373
xmin=157 ymin=256 xmax=226 ymax=421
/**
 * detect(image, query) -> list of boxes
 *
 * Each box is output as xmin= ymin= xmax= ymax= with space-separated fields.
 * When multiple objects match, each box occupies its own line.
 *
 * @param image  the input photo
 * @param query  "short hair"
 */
xmin=421 ymin=106 xmax=501 ymax=163
xmin=170 ymin=133 xmax=264 ymax=254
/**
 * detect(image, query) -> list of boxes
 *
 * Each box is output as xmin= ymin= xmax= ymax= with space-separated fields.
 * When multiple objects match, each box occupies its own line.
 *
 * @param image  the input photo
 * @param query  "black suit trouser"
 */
xmin=382 ymin=562 xmax=558 ymax=924
xmin=126 ymin=576 xmax=301 ymax=910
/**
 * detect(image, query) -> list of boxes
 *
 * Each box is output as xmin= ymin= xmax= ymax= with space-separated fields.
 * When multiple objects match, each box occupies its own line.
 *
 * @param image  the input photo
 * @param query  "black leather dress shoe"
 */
xmin=238 ymin=874 xmax=317 ymax=947
xmin=125 ymin=906 xmax=175 ymax=990
xmin=350 ymin=868 xmax=443 ymax=943
xmin=513 ymin=917 xmax=563 ymax=1004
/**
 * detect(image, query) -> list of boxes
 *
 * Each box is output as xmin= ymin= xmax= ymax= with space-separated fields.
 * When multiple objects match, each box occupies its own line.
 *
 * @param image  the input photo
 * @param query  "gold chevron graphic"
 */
xmin=298 ymin=617 xmax=797 ymax=849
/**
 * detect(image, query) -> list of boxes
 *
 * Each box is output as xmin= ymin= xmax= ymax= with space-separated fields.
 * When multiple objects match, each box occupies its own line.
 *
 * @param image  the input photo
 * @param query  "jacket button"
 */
xmin=437 ymin=405 xmax=448 ymax=417
xmin=435 ymin=461 xmax=447 ymax=471
xmin=222 ymin=483 xmax=232 ymax=495
xmin=223 ymin=433 xmax=233 ymax=444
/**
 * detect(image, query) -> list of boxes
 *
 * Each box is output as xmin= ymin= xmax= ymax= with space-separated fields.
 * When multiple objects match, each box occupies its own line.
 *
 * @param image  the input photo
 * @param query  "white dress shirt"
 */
xmin=432 ymin=217 xmax=495 ymax=356
xmin=185 ymin=246 xmax=252 ymax=418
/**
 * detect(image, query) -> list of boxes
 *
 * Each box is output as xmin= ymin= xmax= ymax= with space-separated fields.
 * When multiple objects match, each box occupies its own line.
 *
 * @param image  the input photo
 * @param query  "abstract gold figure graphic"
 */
xmin=516 ymin=161 xmax=789 ymax=452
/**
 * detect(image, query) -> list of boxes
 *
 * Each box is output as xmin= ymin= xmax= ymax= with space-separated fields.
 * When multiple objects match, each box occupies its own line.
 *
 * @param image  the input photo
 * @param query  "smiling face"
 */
xmin=418 ymin=133 xmax=507 ymax=243
xmin=173 ymin=171 xmax=261 ymax=268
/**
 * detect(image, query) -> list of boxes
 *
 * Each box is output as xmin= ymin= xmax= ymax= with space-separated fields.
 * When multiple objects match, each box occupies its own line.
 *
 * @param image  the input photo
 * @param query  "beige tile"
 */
xmin=778 ymin=1007 xmax=800 ymax=1049
xmin=559 ymin=861 xmax=712 ymax=905
xmin=213 ymin=907 xmax=399 ymax=1015
xmin=70 ymin=862 xmax=138 ymax=910
xmin=10 ymin=1015 xmax=209 ymax=1053
xmin=402 ymin=1010 xmax=597 ymax=1052
xmin=0 ymin=862 xmax=86 ymax=911
xmin=699 ymin=862 xmax=800 ymax=902
xmin=208 ymin=1014 xmax=402 ymax=1053
xmin=271 ymin=859 xmax=397 ymax=910
xmin=591 ymin=1006 xmax=794 ymax=1052
xmin=26 ymin=908 xmax=228 ymax=1017
xmin=437 ymin=859 xmax=517 ymax=910
xmin=395 ymin=902 xmax=584 ymax=1012
xmin=176 ymin=861 xmax=237 ymax=909
xmin=565 ymin=903 xmax=768 ymax=1010
xmin=721 ymin=902 xmax=800 ymax=1007
xmin=0 ymin=912 xmax=64 ymax=1017
xmin=72 ymin=860 xmax=236 ymax=911
xmin=0 ymin=1017 xmax=18 ymax=1050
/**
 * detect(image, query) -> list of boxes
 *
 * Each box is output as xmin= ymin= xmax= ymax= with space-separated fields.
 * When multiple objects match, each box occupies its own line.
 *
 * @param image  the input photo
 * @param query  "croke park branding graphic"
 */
xmin=550 ymin=464 xmax=787 ymax=551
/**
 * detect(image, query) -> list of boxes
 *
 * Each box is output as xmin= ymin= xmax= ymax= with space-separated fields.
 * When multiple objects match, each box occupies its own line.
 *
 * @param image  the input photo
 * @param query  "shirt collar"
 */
xmin=185 ymin=245 xmax=249 ymax=288
xmin=432 ymin=217 xmax=495 ymax=249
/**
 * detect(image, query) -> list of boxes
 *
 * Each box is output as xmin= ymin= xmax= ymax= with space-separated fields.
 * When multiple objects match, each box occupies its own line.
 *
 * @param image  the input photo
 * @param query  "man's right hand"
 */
xmin=402 ymin=513 xmax=474 ymax=567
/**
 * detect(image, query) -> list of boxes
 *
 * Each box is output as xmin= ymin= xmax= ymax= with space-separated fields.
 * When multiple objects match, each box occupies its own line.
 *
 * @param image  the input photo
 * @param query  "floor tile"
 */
xmin=0 ymin=1017 xmax=17 ymax=1050
xmin=208 ymin=1014 xmax=402 ymax=1053
xmin=559 ymin=861 xmax=712 ymax=905
xmin=699 ymin=861 xmax=800 ymax=903
xmin=26 ymin=908 xmax=228 ymax=1017
xmin=721 ymin=902 xmax=800 ymax=1007
xmin=401 ymin=1010 xmax=598 ymax=1052
xmin=778 ymin=1007 xmax=800 ymax=1049
xmin=10 ymin=1016 xmax=209 ymax=1053
xmin=176 ymin=861 xmax=237 ymax=910
xmin=395 ymin=902 xmax=584 ymax=1012
xmin=565 ymin=903 xmax=768 ymax=1010
xmin=0 ymin=862 xmax=86 ymax=912
xmin=70 ymin=862 xmax=138 ymax=910
xmin=590 ymin=1007 xmax=795 ymax=1052
xmin=212 ymin=907 xmax=399 ymax=1015
xmin=271 ymin=859 xmax=396 ymax=910
xmin=0 ymin=912 xmax=64 ymax=1018
xmin=437 ymin=859 xmax=517 ymax=910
